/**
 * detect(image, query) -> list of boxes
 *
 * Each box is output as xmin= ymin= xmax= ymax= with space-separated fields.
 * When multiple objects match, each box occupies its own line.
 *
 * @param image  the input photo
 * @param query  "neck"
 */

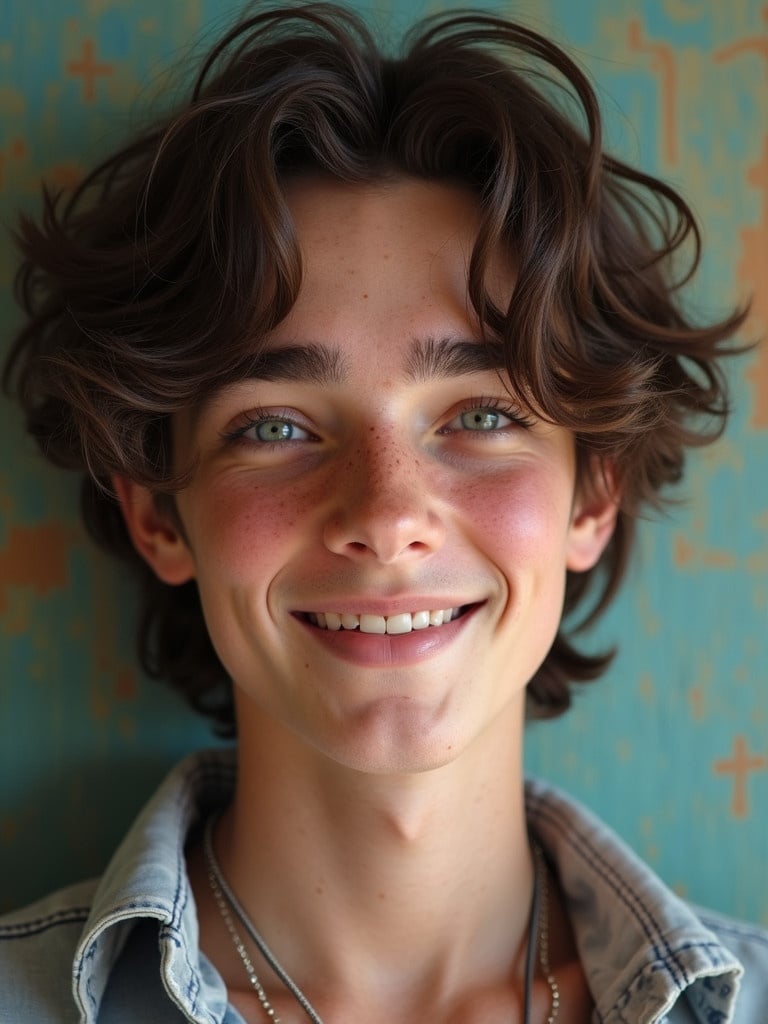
xmin=208 ymin=697 xmax=534 ymax=1009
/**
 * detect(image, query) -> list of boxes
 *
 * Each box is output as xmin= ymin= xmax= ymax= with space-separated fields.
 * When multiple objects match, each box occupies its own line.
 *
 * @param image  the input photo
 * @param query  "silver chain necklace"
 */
xmin=203 ymin=816 xmax=560 ymax=1023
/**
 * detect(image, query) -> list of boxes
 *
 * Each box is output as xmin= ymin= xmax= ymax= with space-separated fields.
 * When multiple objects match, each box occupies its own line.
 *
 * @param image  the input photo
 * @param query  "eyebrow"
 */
xmin=242 ymin=343 xmax=347 ymax=386
xmin=404 ymin=336 xmax=506 ymax=381
xmin=196 ymin=335 xmax=508 ymax=424
xmin=241 ymin=336 xmax=506 ymax=385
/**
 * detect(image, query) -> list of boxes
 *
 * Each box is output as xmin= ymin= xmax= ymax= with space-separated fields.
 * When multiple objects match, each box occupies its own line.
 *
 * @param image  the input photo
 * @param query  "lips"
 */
xmin=296 ymin=603 xmax=478 ymax=666
xmin=307 ymin=608 xmax=461 ymax=635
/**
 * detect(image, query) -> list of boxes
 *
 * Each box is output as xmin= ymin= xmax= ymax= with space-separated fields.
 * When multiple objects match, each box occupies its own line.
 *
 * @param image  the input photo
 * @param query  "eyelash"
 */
xmin=221 ymin=396 xmax=535 ymax=446
xmin=221 ymin=408 xmax=315 ymax=445
xmin=443 ymin=397 xmax=536 ymax=432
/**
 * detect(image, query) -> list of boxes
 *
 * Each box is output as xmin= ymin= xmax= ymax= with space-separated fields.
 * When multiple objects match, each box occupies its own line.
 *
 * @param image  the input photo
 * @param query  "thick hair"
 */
xmin=3 ymin=3 xmax=747 ymax=733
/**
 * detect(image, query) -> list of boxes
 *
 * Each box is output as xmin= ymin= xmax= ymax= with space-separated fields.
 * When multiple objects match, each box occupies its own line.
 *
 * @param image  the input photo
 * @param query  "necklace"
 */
xmin=203 ymin=816 xmax=559 ymax=1023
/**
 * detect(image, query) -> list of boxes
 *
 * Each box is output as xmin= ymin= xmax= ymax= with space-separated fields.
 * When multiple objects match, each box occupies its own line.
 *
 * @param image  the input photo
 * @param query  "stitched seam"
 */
xmin=697 ymin=918 xmax=768 ymax=947
xmin=0 ymin=908 xmax=90 ymax=939
xmin=161 ymin=758 xmax=233 ymax=1021
xmin=529 ymin=796 xmax=690 ymax=988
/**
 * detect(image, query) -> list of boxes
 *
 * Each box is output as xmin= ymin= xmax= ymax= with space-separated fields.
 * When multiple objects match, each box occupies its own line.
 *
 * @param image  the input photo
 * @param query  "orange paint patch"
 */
xmin=703 ymin=549 xmax=737 ymax=570
xmin=115 ymin=668 xmax=137 ymax=701
xmin=674 ymin=534 xmax=695 ymax=568
xmin=0 ymin=523 xmax=76 ymax=613
xmin=713 ymin=734 xmax=767 ymax=818
xmin=45 ymin=162 xmax=85 ymax=191
xmin=66 ymin=39 xmax=114 ymax=103
xmin=688 ymin=686 xmax=706 ymax=721
xmin=713 ymin=36 xmax=768 ymax=65
xmin=739 ymin=138 xmax=768 ymax=429
xmin=627 ymin=18 xmax=679 ymax=165
xmin=638 ymin=673 xmax=656 ymax=706
xmin=673 ymin=533 xmax=737 ymax=570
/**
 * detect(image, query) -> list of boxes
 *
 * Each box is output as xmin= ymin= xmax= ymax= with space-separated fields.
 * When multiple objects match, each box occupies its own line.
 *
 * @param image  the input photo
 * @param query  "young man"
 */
xmin=1 ymin=4 xmax=766 ymax=1022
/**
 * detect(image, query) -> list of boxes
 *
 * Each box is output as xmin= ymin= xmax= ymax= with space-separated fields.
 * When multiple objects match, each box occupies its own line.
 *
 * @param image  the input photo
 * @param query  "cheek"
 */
xmin=180 ymin=474 xmax=310 ymax=583
xmin=454 ymin=465 xmax=574 ymax=567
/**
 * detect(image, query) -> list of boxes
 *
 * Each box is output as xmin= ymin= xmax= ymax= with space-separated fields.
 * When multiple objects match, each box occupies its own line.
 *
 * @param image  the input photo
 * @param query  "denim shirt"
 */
xmin=1 ymin=749 xmax=766 ymax=1023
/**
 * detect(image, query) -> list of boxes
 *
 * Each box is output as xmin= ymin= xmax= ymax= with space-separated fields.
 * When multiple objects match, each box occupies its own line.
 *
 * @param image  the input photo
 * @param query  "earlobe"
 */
xmin=112 ymin=476 xmax=195 ymax=585
xmin=566 ymin=465 xmax=620 ymax=573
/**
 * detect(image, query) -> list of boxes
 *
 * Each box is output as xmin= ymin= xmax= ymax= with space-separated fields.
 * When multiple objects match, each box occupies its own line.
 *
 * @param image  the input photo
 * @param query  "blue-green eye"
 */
xmin=460 ymin=409 xmax=506 ymax=431
xmin=252 ymin=418 xmax=312 ymax=443
xmin=227 ymin=416 xmax=313 ymax=444
xmin=254 ymin=419 xmax=303 ymax=441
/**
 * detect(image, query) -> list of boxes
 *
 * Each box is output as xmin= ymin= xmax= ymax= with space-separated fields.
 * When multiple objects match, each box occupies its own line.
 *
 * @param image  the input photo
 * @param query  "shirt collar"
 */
xmin=525 ymin=778 xmax=743 ymax=1023
xmin=72 ymin=749 xmax=236 ymax=1024
xmin=70 ymin=750 xmax=743 ymax=1024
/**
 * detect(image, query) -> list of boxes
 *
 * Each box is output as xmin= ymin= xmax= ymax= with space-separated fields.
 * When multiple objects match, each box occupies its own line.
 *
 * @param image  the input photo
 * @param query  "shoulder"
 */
xmin=0 ymin=879 xmax=97 ymax=1023
xmin=525 ymin=778 xmax=767 ymax=1022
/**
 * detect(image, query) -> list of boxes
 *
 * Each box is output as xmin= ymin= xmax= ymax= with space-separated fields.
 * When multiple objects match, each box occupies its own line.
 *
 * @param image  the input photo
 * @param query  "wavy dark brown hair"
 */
xmin=3 ymin=2 xmax=748 ymax=733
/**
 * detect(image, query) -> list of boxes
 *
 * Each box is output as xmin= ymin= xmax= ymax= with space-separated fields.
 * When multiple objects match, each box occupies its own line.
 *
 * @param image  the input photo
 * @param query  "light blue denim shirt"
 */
xmin=1 ymin=748 xmax=766 ymax=1023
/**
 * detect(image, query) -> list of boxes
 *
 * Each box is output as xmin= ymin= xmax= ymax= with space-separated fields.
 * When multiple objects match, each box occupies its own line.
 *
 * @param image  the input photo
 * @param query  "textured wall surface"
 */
xmin=0 ymin=0 xmax=766 ymax=922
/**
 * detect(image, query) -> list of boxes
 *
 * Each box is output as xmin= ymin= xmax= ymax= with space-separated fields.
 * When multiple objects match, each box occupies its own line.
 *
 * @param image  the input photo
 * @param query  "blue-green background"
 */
xmin=1 ymin=0 xmax=766 ymax=921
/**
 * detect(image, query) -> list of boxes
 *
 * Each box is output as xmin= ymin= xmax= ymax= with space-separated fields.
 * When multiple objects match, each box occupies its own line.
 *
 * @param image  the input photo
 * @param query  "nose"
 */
xmin=322 ymin=434 xmax=447 ymax=564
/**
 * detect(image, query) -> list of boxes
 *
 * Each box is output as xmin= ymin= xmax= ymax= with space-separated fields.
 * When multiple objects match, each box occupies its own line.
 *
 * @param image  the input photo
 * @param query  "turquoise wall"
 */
xmin=0 ymin=0 xmax=766 ymax=922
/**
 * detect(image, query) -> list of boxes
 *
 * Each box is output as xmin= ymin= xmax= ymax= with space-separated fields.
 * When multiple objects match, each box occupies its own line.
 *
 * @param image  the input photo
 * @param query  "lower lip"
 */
xmin=295 ymin=606 xmax=478 ymax=667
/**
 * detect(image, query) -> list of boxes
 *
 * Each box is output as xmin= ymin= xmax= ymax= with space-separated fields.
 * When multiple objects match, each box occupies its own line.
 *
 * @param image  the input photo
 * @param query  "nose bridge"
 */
xmin=324 ymin=426 xmax=444 ymax=562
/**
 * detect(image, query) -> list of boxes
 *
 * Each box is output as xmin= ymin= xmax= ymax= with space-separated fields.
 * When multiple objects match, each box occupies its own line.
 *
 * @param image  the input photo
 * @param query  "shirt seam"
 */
xmin=0 ymin=908 xmax=91 ymax=939
xmin=530 ymin=797 xmax=694 ymax=987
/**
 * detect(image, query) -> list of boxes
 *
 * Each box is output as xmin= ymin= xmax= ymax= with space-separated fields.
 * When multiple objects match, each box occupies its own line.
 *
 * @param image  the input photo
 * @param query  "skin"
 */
xmin=117 ymin=177 xmax=616 ymax=1023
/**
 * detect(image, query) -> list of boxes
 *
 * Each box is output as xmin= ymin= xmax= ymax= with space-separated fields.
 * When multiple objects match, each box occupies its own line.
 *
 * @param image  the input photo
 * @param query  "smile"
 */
xmin=307 ymin=608 xmax=462 ymax=635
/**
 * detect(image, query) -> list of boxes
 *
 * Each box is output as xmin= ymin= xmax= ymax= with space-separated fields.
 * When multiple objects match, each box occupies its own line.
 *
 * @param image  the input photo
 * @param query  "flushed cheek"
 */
xmin=453 ymin=469 xmax=574 ymax=569
xmin=181 ymin=474 xmax=314 ymax=583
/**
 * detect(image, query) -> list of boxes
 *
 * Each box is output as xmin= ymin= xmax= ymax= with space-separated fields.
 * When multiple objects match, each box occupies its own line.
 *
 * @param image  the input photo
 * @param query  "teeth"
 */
xmin=359 ymin=614 xmax=386 ymax=634
xmin=309 ymin=608 xmax=459 ymax=634
xmin=411 ymin=610 xmax=430 ymax=630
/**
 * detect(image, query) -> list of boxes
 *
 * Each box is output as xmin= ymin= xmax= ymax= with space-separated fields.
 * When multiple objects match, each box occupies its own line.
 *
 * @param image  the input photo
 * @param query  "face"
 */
xmin=121 ymin=178 xmax=614 ymax=774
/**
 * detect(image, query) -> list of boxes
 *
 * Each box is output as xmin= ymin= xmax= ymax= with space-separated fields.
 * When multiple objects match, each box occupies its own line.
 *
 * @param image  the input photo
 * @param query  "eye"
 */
xmin=250 ymin=418 xmax=310 ymax=442
xmin=441 ymin=400 xmax=533 ymax=434
xmin=458 ymin=409 xmax=508 ymax=431
xmin=223 ymin=411 xmax=314 ymax=445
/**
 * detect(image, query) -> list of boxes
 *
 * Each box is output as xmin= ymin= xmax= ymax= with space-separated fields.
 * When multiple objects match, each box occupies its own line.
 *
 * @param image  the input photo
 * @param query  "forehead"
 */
xmin=275 ymin=175 xmax=513 ymax=339
xmin=186 ymin=176 xmax=519 ymax=426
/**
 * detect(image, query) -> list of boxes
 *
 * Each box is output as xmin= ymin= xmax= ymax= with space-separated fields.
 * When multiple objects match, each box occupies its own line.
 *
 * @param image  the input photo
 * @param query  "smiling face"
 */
xmin=118 ymin=177 xmax=615 ymax=774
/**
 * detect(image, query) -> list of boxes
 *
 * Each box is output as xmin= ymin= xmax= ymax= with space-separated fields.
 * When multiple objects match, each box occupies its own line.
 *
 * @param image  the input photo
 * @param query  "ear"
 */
xmin=566 ymin=463 xmax=620 ymax=573
xmin=113 ymin=476 xmax=195 ymax=585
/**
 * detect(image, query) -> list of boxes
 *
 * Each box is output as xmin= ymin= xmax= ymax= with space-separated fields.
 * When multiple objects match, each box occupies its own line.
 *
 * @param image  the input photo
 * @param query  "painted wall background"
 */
xmin=0 ymin=0 xmax=765 ymax=922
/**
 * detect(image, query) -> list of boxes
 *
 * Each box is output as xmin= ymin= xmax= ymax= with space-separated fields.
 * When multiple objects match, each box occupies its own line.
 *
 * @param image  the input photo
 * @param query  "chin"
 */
xmin=315 ymin=699 xmax=478 ymax=776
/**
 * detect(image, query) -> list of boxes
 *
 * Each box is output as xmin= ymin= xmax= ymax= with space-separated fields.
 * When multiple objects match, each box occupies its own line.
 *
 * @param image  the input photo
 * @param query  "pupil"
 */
xmin=466 ymin=410 xmax=498 ymax=430
xmin=258 ymin=421 xmax=292 ymax=441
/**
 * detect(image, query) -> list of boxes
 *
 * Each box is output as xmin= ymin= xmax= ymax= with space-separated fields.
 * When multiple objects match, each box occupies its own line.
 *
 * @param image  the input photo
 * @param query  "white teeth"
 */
xmin=386 ymin=613 xmax=412 ymax=635
xmin=309 ymin=608 xmax=459 ymax=634
xmin=359 ymin=614 xmax=386 ymax=634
